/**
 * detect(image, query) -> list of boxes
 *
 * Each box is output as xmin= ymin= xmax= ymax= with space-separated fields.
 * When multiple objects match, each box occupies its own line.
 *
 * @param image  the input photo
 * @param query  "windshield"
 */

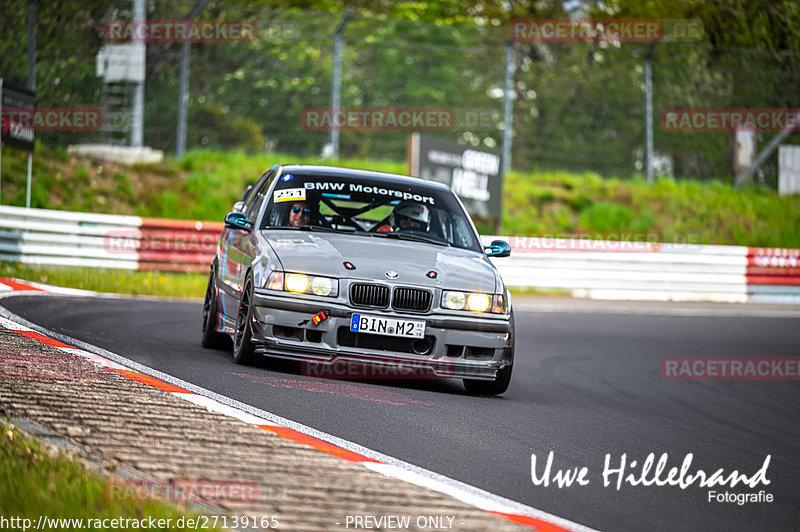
xmin=261 ymin=172 xmax=482 ymax=252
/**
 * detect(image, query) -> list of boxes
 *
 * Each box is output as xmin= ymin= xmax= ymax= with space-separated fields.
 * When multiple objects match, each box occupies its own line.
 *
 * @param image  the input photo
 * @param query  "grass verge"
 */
xmin=0 ymin=264 xmax=206 ymax=299
xmin=0 ymin=421 xmax=221 ymax=531
xmin=2 ymin=145 xmax=797 ymax=248
xmin=0 ymin=263 xmax=556 ymax=299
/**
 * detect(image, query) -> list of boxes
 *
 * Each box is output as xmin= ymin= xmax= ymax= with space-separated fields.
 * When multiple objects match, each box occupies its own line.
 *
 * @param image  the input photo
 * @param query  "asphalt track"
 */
xmin=3 ymin=294 xmax=799 ymax=531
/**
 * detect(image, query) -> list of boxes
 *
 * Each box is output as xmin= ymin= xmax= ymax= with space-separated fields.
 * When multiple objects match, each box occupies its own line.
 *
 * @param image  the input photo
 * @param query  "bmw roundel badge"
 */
xmin=385 ymin=271 xmax=399 ymax=279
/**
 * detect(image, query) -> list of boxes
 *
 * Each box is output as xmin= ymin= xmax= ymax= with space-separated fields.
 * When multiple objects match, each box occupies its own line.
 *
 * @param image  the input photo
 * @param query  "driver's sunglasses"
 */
xmin=292 ymin=206 xmax=311 ymax=215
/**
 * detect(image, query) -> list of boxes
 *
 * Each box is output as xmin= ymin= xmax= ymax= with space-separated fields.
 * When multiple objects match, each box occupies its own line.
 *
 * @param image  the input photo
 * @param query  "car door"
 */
xmin=219 ymin=171 xmax=274 ymax=317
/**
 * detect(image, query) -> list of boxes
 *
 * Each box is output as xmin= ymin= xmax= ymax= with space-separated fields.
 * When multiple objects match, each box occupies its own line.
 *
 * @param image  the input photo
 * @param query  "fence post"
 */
xmin=644 ymin=41 xmax=657 ymax=184
xmin=26 ymin=0 xmax=36 ymax=208
xmin=176 ymin=0 xmax=208 ymax=158
xmin=501 ymin=40 xmax=515 ymax=177
xmin=330 ymin=8 xmax=355 ymax=160
xmin=131 ymin=0 xmax=145 ymax=147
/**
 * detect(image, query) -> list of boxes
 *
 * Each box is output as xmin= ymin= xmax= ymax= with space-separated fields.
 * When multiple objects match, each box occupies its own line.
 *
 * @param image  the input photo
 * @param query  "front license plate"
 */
xmin=350 ymin=314 xmax=426 ymax=338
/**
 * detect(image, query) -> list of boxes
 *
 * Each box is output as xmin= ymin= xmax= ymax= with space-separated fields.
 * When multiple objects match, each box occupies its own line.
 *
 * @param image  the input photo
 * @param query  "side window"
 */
xmin=243 ymin=171 xmax=275 ymax=220
xmin=451 ymin=215 xmax=476 ymax=249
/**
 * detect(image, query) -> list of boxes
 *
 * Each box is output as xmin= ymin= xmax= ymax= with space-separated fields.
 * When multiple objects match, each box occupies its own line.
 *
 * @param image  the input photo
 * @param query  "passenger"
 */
xmin=391 ymin=201 xmax=431 ymax=231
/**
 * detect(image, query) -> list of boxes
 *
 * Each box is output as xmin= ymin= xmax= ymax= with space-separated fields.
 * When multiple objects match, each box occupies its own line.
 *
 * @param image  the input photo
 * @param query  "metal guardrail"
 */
xmin=0 ymin=207 xmax=797 ymax=303
xmin=0 ymin=205 xmax=221 ymax=272
xmin=481 ymin=236 xmax=800 ymax=304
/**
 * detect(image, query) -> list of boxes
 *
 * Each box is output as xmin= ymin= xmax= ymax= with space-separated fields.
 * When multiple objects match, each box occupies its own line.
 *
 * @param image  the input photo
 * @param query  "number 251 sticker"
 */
xmin=273 ymin=188 xmax=306 ymax=203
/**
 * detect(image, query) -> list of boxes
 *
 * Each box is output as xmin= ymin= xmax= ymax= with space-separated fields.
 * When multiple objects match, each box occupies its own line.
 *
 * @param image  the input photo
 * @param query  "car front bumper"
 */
xmin=250 ymin=291 xmax=513 ymax=381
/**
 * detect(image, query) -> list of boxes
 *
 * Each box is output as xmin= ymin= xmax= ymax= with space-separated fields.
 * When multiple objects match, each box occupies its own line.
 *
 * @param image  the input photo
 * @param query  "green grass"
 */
xmin=0 ymin=264 xmax=205 ymax=298
xmin=0 ymin=262 xmax=553 ymax=298
xmin=1 ymin=145 xmax=798 ymax=248
xmin=502 ymin=170 xmax=800 ymax=247
xmin=0 ymin=422 xmax=221 ymax=531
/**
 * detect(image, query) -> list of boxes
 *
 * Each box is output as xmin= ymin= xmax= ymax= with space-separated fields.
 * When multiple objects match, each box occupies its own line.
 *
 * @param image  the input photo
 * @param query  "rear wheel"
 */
xmin=463 ymin=312 xmax=514 ymax=395
xmin=232 ymin=276 xmax=259 ymax=365
xmin=201 ymin=271 xmax=230 ymax=349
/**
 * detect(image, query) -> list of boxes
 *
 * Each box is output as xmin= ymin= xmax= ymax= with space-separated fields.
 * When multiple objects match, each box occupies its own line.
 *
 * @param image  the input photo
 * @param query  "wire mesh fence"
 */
xmin=2 ymin=1 xmax=800 ymax=187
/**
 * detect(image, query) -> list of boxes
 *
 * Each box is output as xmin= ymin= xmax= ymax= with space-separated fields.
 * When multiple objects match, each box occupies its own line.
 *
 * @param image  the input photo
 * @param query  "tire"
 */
xmin=201 ymin=271 xmax=230 ymax=349
xmin=463 ymin=312 xmax=514 ymax=395
xmin=232 ymin=275 xmax=259 ymax=365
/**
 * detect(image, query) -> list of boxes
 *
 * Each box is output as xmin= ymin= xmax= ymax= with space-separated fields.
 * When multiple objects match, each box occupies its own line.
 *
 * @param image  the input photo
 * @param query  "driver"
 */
xmin=390 ymin=201 xmax=431 ymax=232
xmin=288 ymin=201 xmax=312 ymax=227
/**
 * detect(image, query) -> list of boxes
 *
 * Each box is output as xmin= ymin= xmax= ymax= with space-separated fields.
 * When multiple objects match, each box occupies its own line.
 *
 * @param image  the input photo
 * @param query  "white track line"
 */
xmin=0 ymin=290 xmax=598 ymax=532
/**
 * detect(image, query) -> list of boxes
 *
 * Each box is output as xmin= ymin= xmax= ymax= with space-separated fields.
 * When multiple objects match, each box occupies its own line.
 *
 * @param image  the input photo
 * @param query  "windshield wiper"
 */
xmin=372 ymin=231 xmax=449 ymax=246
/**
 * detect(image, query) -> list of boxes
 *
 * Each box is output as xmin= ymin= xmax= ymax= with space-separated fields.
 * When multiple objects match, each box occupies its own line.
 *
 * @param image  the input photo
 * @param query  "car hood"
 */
xmin=262 ymin=230 xmax=497 ymax=292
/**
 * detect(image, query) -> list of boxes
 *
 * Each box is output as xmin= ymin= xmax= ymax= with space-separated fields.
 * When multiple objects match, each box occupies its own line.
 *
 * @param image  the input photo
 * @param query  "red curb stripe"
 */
xmin=0 ymin=278 xmax=46 ymax=292
xmin=746 ymin=266 xmax=800 ymax=276
xmin=487 ymin=511 xmax=573 ymax=532
xmin=257 ymin=425 xmax=381 ymax=463
xmin=108 ymin=368 xmax=196 ymax=394
xmin=747 ymin=247 xmax=800 ymax=257
xmin=141 ymin=218 xmax=225 ymax=231
xmin=746 ymin=275 xmax=800 ymax=286
xmin=17 ymin=330 xmax=72 ymax=348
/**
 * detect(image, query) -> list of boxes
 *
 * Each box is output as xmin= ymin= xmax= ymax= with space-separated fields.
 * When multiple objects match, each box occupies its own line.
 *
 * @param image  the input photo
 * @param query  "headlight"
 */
xmin=285 ymin=273 xmax=309 ymax=293
xmin=442 ymin=291 xmax=467 ymax=310
xmin=265 ymin=271 xmax=338 ymax=297
xmin=442 ymin=290 xmax=506 ymax=313
xmin=310 ymin=276 xmax=334 ymax=296
xmin=466 ymin=293 xmax=491 ymax=312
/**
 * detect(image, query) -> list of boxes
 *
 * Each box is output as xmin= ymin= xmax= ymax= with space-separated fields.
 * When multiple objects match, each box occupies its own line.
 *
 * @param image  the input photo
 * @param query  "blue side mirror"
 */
xmin=224 ymin=212 xmax=254 ymax=232
xmin=484 ymin=240 xmax=511 ymax=258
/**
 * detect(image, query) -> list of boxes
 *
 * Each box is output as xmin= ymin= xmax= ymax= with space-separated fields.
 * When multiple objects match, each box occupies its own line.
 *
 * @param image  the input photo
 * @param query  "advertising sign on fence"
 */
xmin=408 ymin=133 xmax=503 ymax=221
xmin=0 ymin=79 xmax=36 ymax=152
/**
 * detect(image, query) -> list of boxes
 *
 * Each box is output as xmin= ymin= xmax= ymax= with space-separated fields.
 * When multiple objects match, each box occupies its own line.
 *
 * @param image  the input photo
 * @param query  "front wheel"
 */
xmin=232 ymin=276 xmax=259 ymax=365
xmin=463 ymin=312 xmax=514 ymax=395
xmin=463 ymin=364 xmax=513 ymax=395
